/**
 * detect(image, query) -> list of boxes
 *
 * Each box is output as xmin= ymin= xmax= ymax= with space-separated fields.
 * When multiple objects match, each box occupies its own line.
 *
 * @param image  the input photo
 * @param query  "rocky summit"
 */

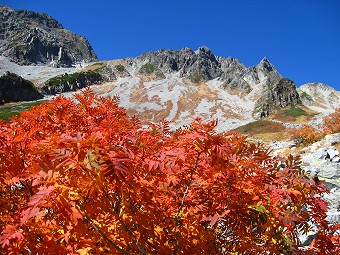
xmin=0 ymin=6 xmax=339 ymax=132
xmin=0 ymin=5 xmax=98 ymax=67
xmin=1 ymin=44 xmax=339 ymax=131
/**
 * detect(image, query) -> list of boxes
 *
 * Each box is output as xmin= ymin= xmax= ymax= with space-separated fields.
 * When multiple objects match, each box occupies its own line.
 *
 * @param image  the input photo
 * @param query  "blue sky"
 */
xmin=2 ymin=0 xmax=340 ymax=90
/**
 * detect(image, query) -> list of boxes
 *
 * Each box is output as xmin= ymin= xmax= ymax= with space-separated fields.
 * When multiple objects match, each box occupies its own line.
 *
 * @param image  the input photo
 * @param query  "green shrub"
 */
xmin=140 ymin=63 xmax=157 ymax=74
xmin=283 ymin=106 xmax=307 ymax=117
xmin=45 ymin=71 xmax=101 ymax=86
xmin=300 ymin=91 xmax=310 ymax=99
xmin=115 ymin=64 xmax=126 ymax=72
xmin=188 ymin=72 xmax=204 ymax=83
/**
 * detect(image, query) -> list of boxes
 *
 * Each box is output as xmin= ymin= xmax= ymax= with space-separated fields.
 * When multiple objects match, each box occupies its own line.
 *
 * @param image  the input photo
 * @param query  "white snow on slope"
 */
xmin=299 ymin=82 xmax=340 ymax=115
xmin=0 ymin=56 xmax=81 ymax=85
xmin=89 ymin=73 xmax=258 ymax=132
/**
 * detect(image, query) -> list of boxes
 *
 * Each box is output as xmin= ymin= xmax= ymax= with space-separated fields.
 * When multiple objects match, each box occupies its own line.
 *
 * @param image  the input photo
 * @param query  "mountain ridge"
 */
xmin=0 ymin=5 xmax=338 ymax=132
xmin=0 ymin=5 xmax=98 ymax=67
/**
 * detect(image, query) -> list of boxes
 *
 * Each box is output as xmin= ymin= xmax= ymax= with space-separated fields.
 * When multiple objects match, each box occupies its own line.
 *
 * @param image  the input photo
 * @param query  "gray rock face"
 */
xmin=135 ymin=47 xmax=283 ymax=94
xmin=255 ymin=57 xmax=282 ymax=87
xmin=298 ymin=83 xmax=340 ymax=113
xmin=136 ymin=46 xmax=223 ymax=82
xmin=299 ymin=133 xmax=340 ymax=232
xmin=220 ymin=57 xmax=252 ymax=95
xmin=0 ymin=72 xmax=43 ymax=104
xmin=301 ymin=133 xmax=340 ymax=197
xmin=0 ymin=5 xmax=98 ymax=67
xmin=255 ymin=78 xmax=302 ymax=117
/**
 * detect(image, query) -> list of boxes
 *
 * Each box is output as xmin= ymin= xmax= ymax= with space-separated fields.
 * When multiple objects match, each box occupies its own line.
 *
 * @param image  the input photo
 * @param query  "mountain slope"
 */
xmin=299 ymin=82 xmax=340 ymax=114
xmin=0 ymin=5 xmax=98 ymax=67
xmin=0 ymin=5 xmax=338 ymax=132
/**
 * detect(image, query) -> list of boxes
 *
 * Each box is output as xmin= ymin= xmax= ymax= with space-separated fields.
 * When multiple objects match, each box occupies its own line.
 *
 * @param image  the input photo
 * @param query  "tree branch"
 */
xmin=175 ymin=151 xmax=201 ymax=220
xmin=78 ymin=206 xmax=131 ymax=255
xmin=102 ymin=189 xmax=147 ymax=255
xmin=173 ymin=151 xmax=202 ymax=255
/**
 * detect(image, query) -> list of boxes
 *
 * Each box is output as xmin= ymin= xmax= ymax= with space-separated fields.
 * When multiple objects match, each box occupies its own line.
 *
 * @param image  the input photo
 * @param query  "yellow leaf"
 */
xmin=77 ymin=247 xmax=92 ymax=255
xmin=154 ymin=226 xmax=163 ymax=236
xmin=272 ymin=238 xmax=277 ymax=244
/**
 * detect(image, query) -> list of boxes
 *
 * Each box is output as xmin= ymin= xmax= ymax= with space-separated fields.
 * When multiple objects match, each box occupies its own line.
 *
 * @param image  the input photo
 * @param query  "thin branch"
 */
xmin=173 ymin=151 xmax=202 ymax=255
xmin=175 ymin=151 xmax=202 ymax=219
xmin=102 ymin=188 xmax=147 ymax=255
xmin=78 ymin=206 xmax=130 ymax=255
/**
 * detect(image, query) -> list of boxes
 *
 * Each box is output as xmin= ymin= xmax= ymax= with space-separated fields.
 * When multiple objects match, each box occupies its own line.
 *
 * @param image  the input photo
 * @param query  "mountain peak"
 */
xmin=258 ymin=57 xmax=274 ymax=67
xmin=196 ymin=46 xmax=212 ymax=54
xmin=0 ymin=5 xmax=98 ymax=67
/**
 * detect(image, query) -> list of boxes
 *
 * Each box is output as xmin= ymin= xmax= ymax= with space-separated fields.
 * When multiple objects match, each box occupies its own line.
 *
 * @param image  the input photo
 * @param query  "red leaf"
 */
xmin=0 ymin=225 xmax=24 ymax=248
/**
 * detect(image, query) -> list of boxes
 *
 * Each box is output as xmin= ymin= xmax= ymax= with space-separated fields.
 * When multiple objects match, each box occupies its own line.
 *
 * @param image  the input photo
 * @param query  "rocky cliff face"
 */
xmin=255 ymin=78 xmax=302 ymax=117
xmin=135 ymin=46 xmax=223 ymax=82
xmin=0 ymin=5 xmax=98 ymax=67
xmin=135 ymin=47 xmax=282 ymax=91
xmin=134 ymin=47 xmax=300 ymax=116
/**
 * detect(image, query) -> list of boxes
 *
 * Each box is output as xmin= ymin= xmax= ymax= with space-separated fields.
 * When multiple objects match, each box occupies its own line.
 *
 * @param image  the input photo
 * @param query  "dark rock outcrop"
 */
xmin=0 ymin=72 xmax=43 ymax=104
xmin=0 ymin=5 xmax=98 ymax=67
xmin=42 ymin=70 xmax=104 ymax=95
xmin=135 ymin=47 xmax=282 ymax=93
xmin=255 ymin=78 xmax=302 ymax=117
xmin=136 ymin=46 xmax=223 ymax=82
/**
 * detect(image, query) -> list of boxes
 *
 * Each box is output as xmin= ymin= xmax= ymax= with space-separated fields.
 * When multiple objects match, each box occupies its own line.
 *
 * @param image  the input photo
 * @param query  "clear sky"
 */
xmin=2 ymin=0 xmax=340 ymax=90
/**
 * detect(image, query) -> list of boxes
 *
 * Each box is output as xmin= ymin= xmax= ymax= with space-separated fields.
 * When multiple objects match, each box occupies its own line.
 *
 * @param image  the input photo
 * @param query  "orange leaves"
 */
xmin=289 ymin=124 xmax=323 ymax=145
xmin=323 ymin=108 xmax=340 ymax=134
xmin=289 ymin=108 xmax=340 ymax=146
xmin=0 ymin=90 xmax=336 ymax=254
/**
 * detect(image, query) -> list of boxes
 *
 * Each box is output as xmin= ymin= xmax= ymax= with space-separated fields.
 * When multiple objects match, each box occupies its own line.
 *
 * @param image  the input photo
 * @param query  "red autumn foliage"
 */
xmin=0 ymin=89 xmax=338 ymax=254
xmin=289 ymin=124 xmax=323 ymax=145
xmin=323 ymin=108 xmax=340 ymax=135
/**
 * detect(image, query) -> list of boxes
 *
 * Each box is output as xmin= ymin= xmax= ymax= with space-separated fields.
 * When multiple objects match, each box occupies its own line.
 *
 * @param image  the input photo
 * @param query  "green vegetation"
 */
xmin=283 ymin=106 xmax=307 ymax=117
xmin=140 ymin=63 xmax=157 ymax=74
xmin=45 ymin=70 xmax=101 ymax=86
xmin=300 ymin=91 xmax=313 ymax=101
xmin=115 ymin=64 xmax=126 ymax=72
xmin=0 ymin=71 xmax=35 ymax=88
xmin=188 ymin=72 xmax=204 ymax=83
xmin=300 ymin=92 xmax=309 ymax=99
xmin=0 ymin=100 xmax=47 ymax=122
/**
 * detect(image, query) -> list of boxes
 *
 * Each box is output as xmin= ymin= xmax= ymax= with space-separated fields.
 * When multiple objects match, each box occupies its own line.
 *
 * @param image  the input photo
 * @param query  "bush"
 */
xmin=289 ymin=124 xmax=323 ymax=145
xmin=115 ymin=64 xmax=126 ymax=72
xmin=323 ymin=108 xmax=340 ymax=134
xmin=45 ymin=70 xmax=101 ymax=87
xmin=0 ymin=89 xmax=337 ymax=254
xmin=140 ymin=63 xmax=157 ymax=74
xmin=188 ymin=72 xmax=204 ymax=83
